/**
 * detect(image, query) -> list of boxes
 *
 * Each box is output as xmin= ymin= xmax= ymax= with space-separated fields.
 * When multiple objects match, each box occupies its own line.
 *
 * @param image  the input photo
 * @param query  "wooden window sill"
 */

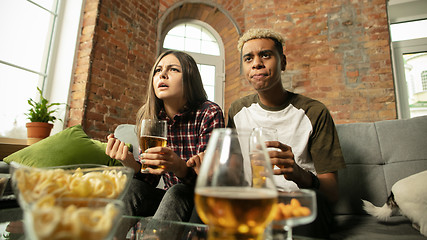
xmin=0 ymin=138 xmax=28 ymax=160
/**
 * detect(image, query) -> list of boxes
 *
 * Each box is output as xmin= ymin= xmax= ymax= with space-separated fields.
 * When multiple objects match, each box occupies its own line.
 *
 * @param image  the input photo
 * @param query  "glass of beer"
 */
xmin=195 ymin=128 xmax=278 ymax=240
xmin=253 ymin=127 xmax=282 ymax=170
xmin=254 ymin=127 xmax=278 ymax=146
xmin=139 ymin=119 xmax=167 ymax=171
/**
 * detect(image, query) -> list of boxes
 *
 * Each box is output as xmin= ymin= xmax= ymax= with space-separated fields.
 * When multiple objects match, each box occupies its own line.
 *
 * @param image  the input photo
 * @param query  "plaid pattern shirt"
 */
xmin=137 ymin=100 xmax=225 ymax=189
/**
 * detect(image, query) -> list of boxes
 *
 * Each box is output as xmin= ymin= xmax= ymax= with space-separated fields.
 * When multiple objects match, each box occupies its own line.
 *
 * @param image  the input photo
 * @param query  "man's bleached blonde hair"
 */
xmin=237 ymin=28 xmax=286 ymax=54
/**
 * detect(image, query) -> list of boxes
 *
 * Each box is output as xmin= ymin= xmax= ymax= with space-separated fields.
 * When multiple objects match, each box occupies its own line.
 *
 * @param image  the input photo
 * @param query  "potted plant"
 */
xmin=25 ymin=87 xmax=62 ymax=145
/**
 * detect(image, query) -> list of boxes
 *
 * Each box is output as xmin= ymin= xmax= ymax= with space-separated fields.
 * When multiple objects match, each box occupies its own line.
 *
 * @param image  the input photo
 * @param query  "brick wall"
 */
xmin=69 ymin=0 xmax=159 ymax=140
xmin=69 ymin=0 xmax=395 ymax=139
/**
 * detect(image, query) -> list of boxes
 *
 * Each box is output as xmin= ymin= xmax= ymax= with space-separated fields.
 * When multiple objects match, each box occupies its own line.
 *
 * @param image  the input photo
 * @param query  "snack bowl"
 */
xmin=24 ymin=197 xmax=124 ymax=240
xmin=10 ymin=162 xmax=134 ymax=209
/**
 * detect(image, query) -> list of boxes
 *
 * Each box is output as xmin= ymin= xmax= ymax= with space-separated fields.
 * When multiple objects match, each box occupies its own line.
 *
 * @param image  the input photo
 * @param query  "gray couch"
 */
xmin=331 ymin=115 xmax=427 ymax=239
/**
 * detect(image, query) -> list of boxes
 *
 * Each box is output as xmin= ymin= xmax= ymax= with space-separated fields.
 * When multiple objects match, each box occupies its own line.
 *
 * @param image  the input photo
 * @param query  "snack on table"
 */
xmin=274 ymin=198 xmax=311 ymax=220
xmin=12 ymin=165 xmax=132 ymax=205
xmin=26 ymin=196 xmax=122 ymax=240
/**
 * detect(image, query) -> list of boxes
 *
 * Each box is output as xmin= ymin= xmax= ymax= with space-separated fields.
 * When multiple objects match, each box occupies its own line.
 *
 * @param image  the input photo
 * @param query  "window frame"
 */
xmin=388 ymin=0 xmax=427 ymax=119
xmin=0 ymin=0 xmax=84 ymax=139
xmin=391 ymin=38 xmax=427 ymax=119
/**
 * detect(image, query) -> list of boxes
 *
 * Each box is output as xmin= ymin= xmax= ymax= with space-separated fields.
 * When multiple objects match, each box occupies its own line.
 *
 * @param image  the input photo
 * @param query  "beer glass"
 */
xmin=254 ymin=127 xmax=278 ymax=146
xmin=139 ymin=119 xmax=167 ymax=171
xmin=253 ymin=127 xmax=282 ymax=172
xmin=195 ymin=128 xmax=278 ymax=240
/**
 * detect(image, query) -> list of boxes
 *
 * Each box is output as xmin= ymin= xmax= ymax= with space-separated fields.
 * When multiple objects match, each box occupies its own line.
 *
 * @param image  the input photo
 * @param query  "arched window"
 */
xmin=161 ymin=21 xmax=224 ymax=109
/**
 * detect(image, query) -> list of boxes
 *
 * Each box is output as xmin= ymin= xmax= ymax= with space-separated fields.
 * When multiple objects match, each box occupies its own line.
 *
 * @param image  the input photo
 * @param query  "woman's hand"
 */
xmin=141 ymin=147 xmax=188 ymax=178
xmin=186 ymin=152 xmax=204 ymax=175
xmin=106 ymin=134 xmax=141 ymax=173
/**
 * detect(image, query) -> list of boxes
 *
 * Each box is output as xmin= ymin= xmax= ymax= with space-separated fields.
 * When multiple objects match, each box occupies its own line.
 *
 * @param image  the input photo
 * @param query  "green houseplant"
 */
xmin=25 ymin=87 xmax=62 ymax=145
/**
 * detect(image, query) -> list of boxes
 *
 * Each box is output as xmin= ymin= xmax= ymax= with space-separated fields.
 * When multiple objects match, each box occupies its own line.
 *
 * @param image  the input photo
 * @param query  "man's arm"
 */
xmin=318 ymin=172 xmax=339 ymax=203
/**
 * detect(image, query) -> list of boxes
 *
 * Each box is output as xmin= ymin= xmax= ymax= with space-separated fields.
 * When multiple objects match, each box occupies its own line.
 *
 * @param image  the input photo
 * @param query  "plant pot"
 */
xmin=26 ymin=122 xmax=54 ymax=145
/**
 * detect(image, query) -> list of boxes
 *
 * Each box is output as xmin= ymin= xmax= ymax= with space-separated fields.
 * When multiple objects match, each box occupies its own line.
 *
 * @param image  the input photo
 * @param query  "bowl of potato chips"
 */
xmin=24 ymin=196 xmax=124 ymax=240
xmin=10 ymin=162 xmax=134 ymax=209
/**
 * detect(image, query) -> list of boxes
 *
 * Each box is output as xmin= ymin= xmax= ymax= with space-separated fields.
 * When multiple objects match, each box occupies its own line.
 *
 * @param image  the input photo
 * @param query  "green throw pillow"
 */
xmin=4 ymin=125 xmax=122 ymax=167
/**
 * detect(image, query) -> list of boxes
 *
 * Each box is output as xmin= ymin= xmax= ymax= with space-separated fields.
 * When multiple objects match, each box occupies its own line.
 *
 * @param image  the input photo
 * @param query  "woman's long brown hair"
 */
xmin=135 ymin=50 xmax=208 ymax=143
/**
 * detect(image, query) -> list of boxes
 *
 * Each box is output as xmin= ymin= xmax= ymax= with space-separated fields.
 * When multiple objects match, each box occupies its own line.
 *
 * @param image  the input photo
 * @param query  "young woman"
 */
xmin=105 ymin=50 xmax=225 ymax=219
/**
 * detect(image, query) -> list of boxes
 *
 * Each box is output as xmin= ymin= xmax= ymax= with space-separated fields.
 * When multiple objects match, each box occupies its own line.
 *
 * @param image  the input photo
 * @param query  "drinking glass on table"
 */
xmin=195 ymin=128 xmax=278 ymax=240
xmin=272 ymin=189 xmax=317 ymax=240
xmin=139 ymin=119 xmax=168 ymax=171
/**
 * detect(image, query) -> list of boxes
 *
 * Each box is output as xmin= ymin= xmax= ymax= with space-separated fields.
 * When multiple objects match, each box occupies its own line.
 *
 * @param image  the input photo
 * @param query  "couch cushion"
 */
xmin=3 ymin=125 xmax=121 ymax=167
xmin=335 ymin=165 xmax=388 ymax=215
xmin=335 ymin=122 xmax=387 ymax=214
xmin=331 ymin=215 xmax=425 ymax=240
xmin=335 ymin=116 xmax=427 ymax=215
xmin=376 ymin=116 xmax=427 ymax=192
xmin=0 ymin=161 xmax=9 ymax=173
xmin=336 ymin=122 xmax=382 ymax=165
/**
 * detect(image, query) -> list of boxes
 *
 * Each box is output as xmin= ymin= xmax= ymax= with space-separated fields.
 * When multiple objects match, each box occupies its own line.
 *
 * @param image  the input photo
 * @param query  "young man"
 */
xmin=226 ymin=28 xmax=346 ymax=237
xmin=186 ymin=28 xmax=345 ymax=237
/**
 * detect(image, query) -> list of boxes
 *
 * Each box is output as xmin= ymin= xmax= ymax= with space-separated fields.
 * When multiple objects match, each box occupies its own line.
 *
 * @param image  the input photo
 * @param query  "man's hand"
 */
xmin=266 ymin=141 xmax=339 ymax=203
xmin=266 ymin=141 xmax=300 ymax=179
xmin=266 ymin=141 xmax=311 ymax=187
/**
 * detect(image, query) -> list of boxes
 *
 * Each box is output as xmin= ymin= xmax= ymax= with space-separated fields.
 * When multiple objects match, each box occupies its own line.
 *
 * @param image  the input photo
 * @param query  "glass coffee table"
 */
xmin=0 ymin=208 xmax=320 ymax=240
xmin=0 ymin=207 xmax=208 ymax=240
xmin=115 ymin=215 xmax=208 ymax=240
